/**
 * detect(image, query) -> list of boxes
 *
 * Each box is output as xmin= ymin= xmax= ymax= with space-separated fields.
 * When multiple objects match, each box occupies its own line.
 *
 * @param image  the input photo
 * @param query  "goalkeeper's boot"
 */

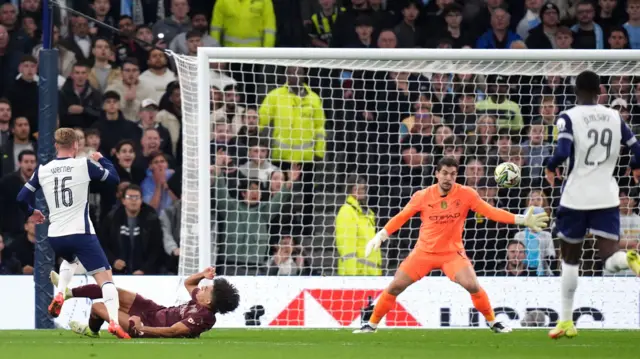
xmin=626 ymin=250 xmax=640 ymax=276
xmin=353 ymin=323 xmax=377 ymax=334
xmin=69 ymin=321 xmax=100 ymax=339
xmin=490 ymin=322 xmax=512 ymax=333
xmin=108 ymin=320 xmax=131 ymax=339
xmin=548 ymin=320 xmax=578 ymax=339
xmin=49 ymin=271 xmax=73 ymax=300
xmin=48 ymin=292 xmax=65 ymax=318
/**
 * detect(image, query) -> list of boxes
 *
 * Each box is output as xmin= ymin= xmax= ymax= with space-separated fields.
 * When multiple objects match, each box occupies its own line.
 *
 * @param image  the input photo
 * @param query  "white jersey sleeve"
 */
xmin=558 ymin=104 xmax=625 ymax=210
xmin=38 ymin=158 xmax=96 ymax=237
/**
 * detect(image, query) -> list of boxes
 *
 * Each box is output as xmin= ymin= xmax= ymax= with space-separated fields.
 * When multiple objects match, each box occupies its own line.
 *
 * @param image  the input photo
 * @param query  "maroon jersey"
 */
xmin=142 ymin=288 xmax=216 ymax=338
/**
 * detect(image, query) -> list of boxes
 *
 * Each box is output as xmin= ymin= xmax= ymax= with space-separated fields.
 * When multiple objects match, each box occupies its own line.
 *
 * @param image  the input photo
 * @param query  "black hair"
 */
xmin=436 ymin=156 xmax=459 ymax=171
xmin=186 ymin=29 xmax=202 ymax=40
xmin=346 ymin=174 xmax=367 ymax=194
xmin=103 ymin=90 xmax=121 ymax=102
xmin=124 ymin=183 xmax=142 ymax=196
xmin=575 ymin=70 xmax=600 ymax=101
xmin=84 ymin=128 xmax=100 ymax=137
xmin=119 ymin=15 xmax=133 ymax=22
xmin=18 ymin=149 xmax=36 ymax=162
xmin=20 ymin=54 xmax=37 ymax=64
xmin=115 ymin=139 xmax=135 ymax=152
xmin=211 ymin=277 xmax=240 ymax=314
xmin=123 ymin=57 xmax=140 ymax=68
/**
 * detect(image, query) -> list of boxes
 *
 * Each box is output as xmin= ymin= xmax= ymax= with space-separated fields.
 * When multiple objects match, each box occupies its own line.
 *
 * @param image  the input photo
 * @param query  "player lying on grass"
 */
xmin=354 ymin=157 xmax=549 ymax=334
xmin=51 ymin=267 xmax=239 ymax=338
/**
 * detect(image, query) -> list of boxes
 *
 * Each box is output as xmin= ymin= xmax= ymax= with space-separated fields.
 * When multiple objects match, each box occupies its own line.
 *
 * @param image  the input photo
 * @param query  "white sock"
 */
xmin=604 ymin=251 xmax=629 ymax=273
xmin=57 ymin=260 xmax=79 ymax=296
xmin=367 ymin=321 xmax=378 ymax=329
xmin=560 ymin=261 xmax=579 ymax=322
xmin=101 ymin=282 xmax=120 ymax=323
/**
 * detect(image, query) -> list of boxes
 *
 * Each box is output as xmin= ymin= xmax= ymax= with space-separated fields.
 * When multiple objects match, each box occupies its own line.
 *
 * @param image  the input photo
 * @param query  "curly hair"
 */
xmin=212 ymin=278 xmax=240 ymax=315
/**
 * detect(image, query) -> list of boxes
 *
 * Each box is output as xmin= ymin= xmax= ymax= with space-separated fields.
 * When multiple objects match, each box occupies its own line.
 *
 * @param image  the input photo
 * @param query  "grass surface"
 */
xmin=0 ymin=329 xmax=637 ymax=359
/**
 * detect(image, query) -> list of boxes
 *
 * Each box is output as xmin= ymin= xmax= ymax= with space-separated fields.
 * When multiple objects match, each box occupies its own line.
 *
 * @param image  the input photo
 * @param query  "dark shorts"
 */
xmin=553 ymin=206 xmax=620 ymax=243
xmin=128 ymin=294 xmax=166 ymax=328
xmin=49 ymin=234 xmax=111 ymax=275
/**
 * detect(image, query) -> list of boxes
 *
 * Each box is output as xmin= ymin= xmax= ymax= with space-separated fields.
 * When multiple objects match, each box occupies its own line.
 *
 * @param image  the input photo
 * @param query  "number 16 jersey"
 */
xmin=25 ymin=157 xmax=111 ymax=237
xmin=556 ymin=104 xmax=636 ymax=210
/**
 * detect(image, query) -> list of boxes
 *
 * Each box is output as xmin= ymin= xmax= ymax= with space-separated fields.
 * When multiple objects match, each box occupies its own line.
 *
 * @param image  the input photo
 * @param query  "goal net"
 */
xmin=171 ymin=48 xmax=640 ymax=328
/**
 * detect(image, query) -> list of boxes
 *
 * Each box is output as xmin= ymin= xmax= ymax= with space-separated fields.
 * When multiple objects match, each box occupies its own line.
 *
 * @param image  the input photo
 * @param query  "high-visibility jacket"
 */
xmin=258 ymin=84 xmax=326 ymax=162
xmin=335 ymin=195 xmax=382 ymax=276
xmin=210 ymin=0 xmax=276 ymax=47
xmin=309 ymin=7 xmax=346 ymax=43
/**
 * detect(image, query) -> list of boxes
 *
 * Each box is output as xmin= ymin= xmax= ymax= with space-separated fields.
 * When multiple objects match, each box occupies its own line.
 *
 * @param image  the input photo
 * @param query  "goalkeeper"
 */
xmin=51 ymin=267 xmax=239 ymax=338
xmin=354 ymin=157 xmax=549 ymax=333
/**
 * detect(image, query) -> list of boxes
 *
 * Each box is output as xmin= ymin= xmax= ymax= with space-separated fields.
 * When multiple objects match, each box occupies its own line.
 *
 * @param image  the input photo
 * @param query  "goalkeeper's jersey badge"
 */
xmin=440 ymin=201 xmax=447 ymax=209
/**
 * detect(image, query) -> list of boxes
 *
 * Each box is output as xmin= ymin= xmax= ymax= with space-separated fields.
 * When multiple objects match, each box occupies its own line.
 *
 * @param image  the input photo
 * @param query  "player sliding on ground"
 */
xmin=16 ymin=128 xmax=130 ymax=339
xmin=354 ymin=157 xmax=549 ymax=334
xmin=545 ymin=70 xmax=640 ymax=339
xmin=51 ymin=267 xmax=239 ymax=338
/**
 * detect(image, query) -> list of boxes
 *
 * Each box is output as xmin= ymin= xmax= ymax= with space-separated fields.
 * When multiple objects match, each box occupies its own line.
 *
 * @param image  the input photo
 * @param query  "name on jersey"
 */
xmin=583 ymin=114 xmax=611 ymax=125
xmin=51 ymin=166 xmax=73 ymax=174
xmin=428 ymin=213 xmax=461 ymax=224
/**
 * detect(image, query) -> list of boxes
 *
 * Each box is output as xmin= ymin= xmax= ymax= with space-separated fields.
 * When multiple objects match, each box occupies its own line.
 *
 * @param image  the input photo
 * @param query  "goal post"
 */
xmin=171 ymin=48 xmax=640 ymax=328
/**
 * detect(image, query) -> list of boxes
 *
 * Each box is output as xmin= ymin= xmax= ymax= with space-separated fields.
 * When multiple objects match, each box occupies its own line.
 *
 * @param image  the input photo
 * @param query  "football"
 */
xmin=494 ymin=162 xmax=521 ymax=188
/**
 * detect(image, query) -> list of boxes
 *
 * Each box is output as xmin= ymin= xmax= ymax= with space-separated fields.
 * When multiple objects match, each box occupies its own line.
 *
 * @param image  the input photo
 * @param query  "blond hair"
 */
xmin=55 ymin=128 xmax=78 ymax=149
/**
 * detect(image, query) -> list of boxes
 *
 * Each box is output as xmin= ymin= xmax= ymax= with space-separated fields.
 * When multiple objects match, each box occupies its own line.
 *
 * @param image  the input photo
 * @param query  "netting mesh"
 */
xmin=173 ymin=52 xmax=640 ymax=279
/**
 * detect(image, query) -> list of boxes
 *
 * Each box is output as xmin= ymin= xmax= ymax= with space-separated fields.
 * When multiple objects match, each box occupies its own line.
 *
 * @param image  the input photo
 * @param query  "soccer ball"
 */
xmin=494 ymin=162 xmax=521 ymax=188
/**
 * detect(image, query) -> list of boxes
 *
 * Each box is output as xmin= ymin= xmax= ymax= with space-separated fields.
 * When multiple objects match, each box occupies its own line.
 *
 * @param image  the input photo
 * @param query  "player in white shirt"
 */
xmin=16 ymin=128 xmax=130 ymax=339
xmin=545 ymin=71 xmax=640 ymax=339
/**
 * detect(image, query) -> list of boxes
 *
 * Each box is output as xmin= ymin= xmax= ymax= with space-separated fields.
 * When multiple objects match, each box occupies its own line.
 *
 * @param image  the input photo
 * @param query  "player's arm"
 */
xmin=364 ymin=191 xmax=424 ymax=256
xmin=87 ymin=157 xmax=120 ymax=185
xmin=184 ymin=267 xmax=215 ymax=296
xmin=135 ymin=321 xmax=191 ymax=338
xmin=546 ymin=114 xmax=572 ymax=174
xmin=16 ymin=167 xmax=41 ymax=216
xmin=620 ymin=120 xmax=640 ymax=169
xmin=469 ymin=189 xmax=549 ymax=232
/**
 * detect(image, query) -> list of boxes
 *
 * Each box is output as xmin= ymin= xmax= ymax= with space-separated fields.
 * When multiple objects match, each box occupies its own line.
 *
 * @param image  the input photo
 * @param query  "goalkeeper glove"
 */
xmin=515 ymin=207 xmax=550 ymax=232
xmin=364 ymin=229 xmax=389 ymax=257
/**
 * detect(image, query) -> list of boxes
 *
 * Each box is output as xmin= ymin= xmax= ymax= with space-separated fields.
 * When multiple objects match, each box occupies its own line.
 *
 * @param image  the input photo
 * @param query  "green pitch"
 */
xmin=0 ymin=329 xmax=637 ymax=359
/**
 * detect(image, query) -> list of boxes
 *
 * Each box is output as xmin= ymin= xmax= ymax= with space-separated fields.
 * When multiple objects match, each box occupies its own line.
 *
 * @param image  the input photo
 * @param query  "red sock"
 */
xmin=470 ymin=288 xmax=495 ymax=322
xmin=369 ymin=290 xmax=397 ymax=325
xmin=72 ymin=284 xmax=103 ymax=299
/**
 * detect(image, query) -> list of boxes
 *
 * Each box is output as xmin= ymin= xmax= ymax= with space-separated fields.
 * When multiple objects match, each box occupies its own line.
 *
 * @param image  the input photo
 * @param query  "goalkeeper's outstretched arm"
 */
xmin=471 ymin=194 xmax=549 ymax=232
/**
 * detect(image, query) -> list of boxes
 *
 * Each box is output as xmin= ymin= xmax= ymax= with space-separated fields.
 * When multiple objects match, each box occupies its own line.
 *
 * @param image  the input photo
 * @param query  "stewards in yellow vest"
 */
xmin=258 ymin=67 xmax=326 ymax=163
xmin=210 ymin=0 xmax=276 ymax=47
xmin=335 ymin=178 xmax=382 ymax=276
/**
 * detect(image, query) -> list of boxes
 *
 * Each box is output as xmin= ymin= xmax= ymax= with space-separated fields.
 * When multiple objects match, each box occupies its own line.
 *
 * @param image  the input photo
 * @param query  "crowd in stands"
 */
xmin=0 ymin=0 xmax=639 ymax=277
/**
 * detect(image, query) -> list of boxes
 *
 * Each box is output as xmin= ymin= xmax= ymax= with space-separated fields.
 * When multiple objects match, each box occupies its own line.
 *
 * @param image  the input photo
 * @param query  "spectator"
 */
xmin=112 ymin=140 xmax=145 ymax=185
xmin=105 ymin=58 xmax=155 ymax=121
xmin=0 ymin=234 xmax=21 ymax=274
xmin=134 ymin=127 xmax=175 ymax=170
xmin=89 ymin=0 xmax=116 ymax=40
xmin=238 ymin=138 xmax=278 ymax=183
xmin=376 ymin=28 xmax=397 ymax=48
xmin=120 ymin=0 xmax=167 ymax=26
xmin=465 ymin=114 xmax=497 ymax=157
xmin=74 ymin=128 xmax=92 ymax=158
xmin=525 ymin=2 xmax=560 ymax=49
xmin=159 ymin=198 xmax=181 ymax=273
xmin=307 ymin=0 xmax=346 ymax=48
xmin=497 ymin=241 xmax=535 ymax=276
xmin=139 ymin=49 xmax=176 ymax=103
xmin=475 ymin=6 xmax=522 ymax=49
xmin=619 ymin=188 xmax=640 ymax=251
xmin=597 ymin=0 xmax=624 ymax=34
xmin=134 ymin=99 xmax=172 ymax=155
xmin=84 ymin=128 xmax=101 ymax=153
xmin=152 ymin=0 xmax=191 ymax=46
xmin=624 ymin=0 xmax=640 ymax=49
xmin=99 ymin=184 xmax=164 ymax=275
xmin=92 ymin=91 xmax=138 ymax=156
xmin=522 ymin=119 xmax=553 ymax=179
xmin=476 ymin=75 xmax=524 ymax=132
xmin=435 ymin=3 xmax=472 ymax=49
xmin=467 ymin=0 xmax=507 ymax=36
xmin=114 ymin=16 xmax=148 ymax=70
xmin=517 ymin=0 xmax=543 ymax=40
xmin=211 ymin=84 xmax=245 ymax=136
xmin=266 ymin=235 xmax=305 ymax=276
xmin=463 ymin=157 xmax=486 ymax=189
xmin=32 ymin=25 xmax=77 ymax=78
xmin=339 ymin=14 xmax=375 ymax=48
xmin=335 ymin=175 xmax=381 ymax=276
xmin=608 ymin=25 xmax=631 ymax=49
xmin=169 ymin=11 xmax=218 ymax=54
xmin=211 ymin=152 xmax=298 ymax=275
xmin=141 ymin=151 xmax=176 ymax=213
xmin=0 ymin=149 xmax=36 ymax=236
xmin=0 ymin=25 xmax=23 ymax=98
xmin=447 ymin=85 xmax=477 ymax=134
xmin=554 ymin=25 xmax=574 ymax=49
xmin=21 ymin=16 xmax=36 ymax=46
xmin=58 ymin=62 xmax=102 ymax=129
xmin=394 ymin=0 xmax=422 ymax=48
xmin=571 ymin=0 xmax=605 ymax=49
xmin=7 ymin=220 xmax=36 ymax=275
xmin=259 ymin=66 xmax=326 ymax=236
xmin=61 ymin=15 xmax=93 ymax=63
xmin=88 ymin=38 xmax=122 ymax=93
xmin=9 ymin=55 xmax=39 ymax=134
xmin=226 ymin=107 xmax=264 ymax=165
xmin=0 ymin=98 xmax=10 ymax=149
xmin=156 ymin=81 xmax=181 ymax=155
xmin=0 ymin=3 xmax=31 ymax=53
xmin=210 ymin=0 xmax=276 ymax=47
xmin=513 ymin=206 xmax=556 ymax=276
xmin=1 ymin=117 xmax=36 ymax=174
xmin=329 ymin=0 xmax=371 ymax=48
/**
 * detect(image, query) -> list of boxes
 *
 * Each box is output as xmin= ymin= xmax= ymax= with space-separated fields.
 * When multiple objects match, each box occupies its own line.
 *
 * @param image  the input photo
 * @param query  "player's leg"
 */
xmin=591 ymin=207 xmax=640 ymax=275
xmin=46 ymin=236 xmax=79 ymax=318
xmin=354 ymin=251 xmax=432 ymax=333
xmin=443 ymin=253 xmax=511 ymax=333
xmin=549 ymin=206 xmax=584 ymax=339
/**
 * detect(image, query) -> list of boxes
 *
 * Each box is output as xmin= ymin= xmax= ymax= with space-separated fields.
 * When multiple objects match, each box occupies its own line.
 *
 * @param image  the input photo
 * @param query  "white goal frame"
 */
xmin=190 ymin=47 xmax=640 ymax=272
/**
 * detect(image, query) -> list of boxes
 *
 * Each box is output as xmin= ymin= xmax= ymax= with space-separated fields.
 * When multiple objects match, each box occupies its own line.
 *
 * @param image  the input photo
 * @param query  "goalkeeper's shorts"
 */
xmin=398 ymin=249 xmax=472 ymax=282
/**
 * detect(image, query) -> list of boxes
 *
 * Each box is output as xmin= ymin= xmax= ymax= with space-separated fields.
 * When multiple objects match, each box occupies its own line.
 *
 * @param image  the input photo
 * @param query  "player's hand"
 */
xmin=90 ymin=152 xmax=103 ymax=162
xmin=129 ymin=315 xmax=143 ymax=329
xmin=29 ymin=210 xmax=46 ymax=224
xmin=544 ymin=168 xmax=562 ymax=186
xmin=202 ymin=266 xmax=215 ymax=280
xmin=364 ymin=230 xmax=389 ymax=257
xmin=517 ymin=206 xmax=550 ymax=233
